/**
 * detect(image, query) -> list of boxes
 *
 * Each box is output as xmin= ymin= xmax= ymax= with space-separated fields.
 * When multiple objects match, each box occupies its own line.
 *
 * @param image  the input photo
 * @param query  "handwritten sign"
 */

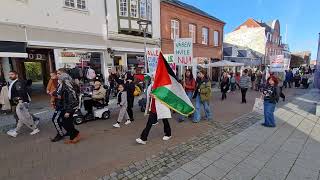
xmin=174 ymin=38 xmax=194 ymax=66
xmin=270 ymin=55 xmax=285 ymax=72
xmin=146 ymin=48 xmax=161 ymax=74
xmin=164 ymin=54 xmax=177 ymax=74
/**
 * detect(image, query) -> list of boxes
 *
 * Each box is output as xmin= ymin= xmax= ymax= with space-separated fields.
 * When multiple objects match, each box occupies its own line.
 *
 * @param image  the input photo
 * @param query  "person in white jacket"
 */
xmin=136 ymin=78 xmax=172 ymax=145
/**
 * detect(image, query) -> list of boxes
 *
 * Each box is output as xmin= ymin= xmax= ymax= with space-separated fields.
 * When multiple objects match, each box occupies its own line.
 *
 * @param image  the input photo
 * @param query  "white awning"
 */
xmin=207 ymin=60 xmax=244 ymax=67
xmin=0 ymin=52 xmax=28 ymax=58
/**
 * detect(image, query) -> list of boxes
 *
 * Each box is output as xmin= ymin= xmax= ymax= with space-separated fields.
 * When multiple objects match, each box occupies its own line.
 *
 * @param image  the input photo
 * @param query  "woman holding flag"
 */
xmin=136 ymin=52 xmax=195 ymax=144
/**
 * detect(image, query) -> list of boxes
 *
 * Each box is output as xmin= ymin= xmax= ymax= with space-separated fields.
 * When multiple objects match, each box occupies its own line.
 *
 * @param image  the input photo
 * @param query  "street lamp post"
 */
xmin=137 ymin=19 xmax=152 ymax=73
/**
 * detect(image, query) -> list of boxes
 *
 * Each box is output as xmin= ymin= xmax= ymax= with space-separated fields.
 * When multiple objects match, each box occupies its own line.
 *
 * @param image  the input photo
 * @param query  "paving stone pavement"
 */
xmin=99 ymin=89 xmax=320 ymax=180
xmin=159 ymin=89 xmax=320 ymax=180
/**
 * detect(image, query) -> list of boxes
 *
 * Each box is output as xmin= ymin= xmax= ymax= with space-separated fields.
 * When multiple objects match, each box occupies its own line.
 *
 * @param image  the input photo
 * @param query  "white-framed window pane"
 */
xmin=130 ymin=0 xmax=138 ymax=18
xmin=189 ymin=24 xmax=196 ymax=43
xmin=119 ymin=0 xmax=128 ymax=17
xmin=171 ymin=20 xmax=179 ymax=40
xmin=77 ymin=0 xmax=86 ymax=9
xmin=140 ymin=0 xmax=146 ymax=19
xmin=202 ymin=27 xmax=208 ymax=45
xmin=214 ymin=31 xmax=219 ymax=46
xmin=147 ymin=0 xmax=152 ymax=21
xmin=65 ymin=0 xmax=75 ymax=7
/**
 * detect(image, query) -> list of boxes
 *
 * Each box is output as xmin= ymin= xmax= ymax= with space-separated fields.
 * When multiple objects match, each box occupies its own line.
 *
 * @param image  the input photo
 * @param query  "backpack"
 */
xmin=133 ymin=85 xmax=141 ymax=96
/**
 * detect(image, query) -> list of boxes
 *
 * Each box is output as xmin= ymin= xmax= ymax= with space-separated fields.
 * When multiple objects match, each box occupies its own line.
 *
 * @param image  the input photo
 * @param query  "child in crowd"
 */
xmin=113 ymin=84 xmax=131 ymax=128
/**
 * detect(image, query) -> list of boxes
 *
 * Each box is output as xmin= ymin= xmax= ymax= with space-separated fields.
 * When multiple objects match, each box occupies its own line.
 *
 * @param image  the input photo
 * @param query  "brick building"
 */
xmin=160 ymin=0 xmax=225 ymax=79
xmin=225 ymin=18 xmax=285 ymax=66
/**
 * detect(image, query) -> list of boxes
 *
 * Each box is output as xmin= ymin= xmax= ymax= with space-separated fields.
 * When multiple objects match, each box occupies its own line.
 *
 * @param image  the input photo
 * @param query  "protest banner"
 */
xmin=270 ymin=55 xmax=285 ymax=72
xmin=146 ymin=48 xmax=161 ymax=74
xmin=163 ymin=54 xmax=177 ymax=74
xmin=174 ymin=38 xmax=194 ymax=66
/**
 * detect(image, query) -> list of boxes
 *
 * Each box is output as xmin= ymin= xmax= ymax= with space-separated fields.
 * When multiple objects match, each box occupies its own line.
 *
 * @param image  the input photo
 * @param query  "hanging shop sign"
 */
xmin=59 ymin=51 xmax=92 ymax=64
xmin=28 ymin=54 xmax=47 ymax=61
xmin=174 ymin=38 xmax=194 ymax=66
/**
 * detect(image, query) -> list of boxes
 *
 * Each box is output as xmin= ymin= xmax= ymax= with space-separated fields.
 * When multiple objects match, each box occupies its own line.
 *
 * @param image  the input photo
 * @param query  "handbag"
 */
xmin=253 ymin=98 xmax=264 ymax=114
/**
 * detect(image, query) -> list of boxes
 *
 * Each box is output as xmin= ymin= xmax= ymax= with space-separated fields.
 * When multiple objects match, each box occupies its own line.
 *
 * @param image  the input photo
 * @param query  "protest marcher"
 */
xmin=47 ymin=71 xmax=58 ymax=108
xmin=193 ymin=70 xmax=212 ymax=123
xmin=0 ymin=81 xmax=11 ymax=113
xmin=284 ymin=70 xmax=293 ymax=88
xmin=235 ymin=72 xmax=241 ymax=89
xmin=56 ymin=69 xmax=81 ymax=144
xmin=220 ymin=72 xmax=230 ymax=100
xmin=239 ymin=69 xmax=251 ymax=104
xmin=178 ymin=69 xmax=195 ymax=122
xmin=251 ymin=71 xmax=256 ymax=90
xmin=262 ymin=76 xmax=279 ymax=128
xmin=124 ymin=73 xmax=136 ymax=122
xmin=7 ymin=100 xmax=40 ymax=137
xmin=136 ymin=75 xmax=172 ymax=145
xmin=7 ymin=71 xmax=39 ymax=124
xmin=230 ymin=73 xmax=236 ymax=92
xmin=294 ymin=71 xmax=301 ymax=88
xmin=113 ymin=84 xmax=131 ymax=128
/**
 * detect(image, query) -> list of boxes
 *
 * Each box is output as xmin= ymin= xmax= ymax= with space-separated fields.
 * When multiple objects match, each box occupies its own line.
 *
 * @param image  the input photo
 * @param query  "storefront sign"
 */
xmin=164 ymin=54 xmax=177 ymax=74
xmin=146 ymin=48 xmax=161 ymax=74
xmin=28 ymin=54 xmax=47 ymax=61
xmin=174 ymin=38 xmax=194 ymax=66
xmin=60 ymin=51 xmax=91 ymax=64
xmin=270 ymin=55 xmax=285 ymax=72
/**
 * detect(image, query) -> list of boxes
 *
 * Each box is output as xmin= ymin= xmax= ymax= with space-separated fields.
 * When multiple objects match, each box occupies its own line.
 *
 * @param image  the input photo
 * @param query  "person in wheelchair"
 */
xmin=84 ymin=80 xmax=107 ymax=119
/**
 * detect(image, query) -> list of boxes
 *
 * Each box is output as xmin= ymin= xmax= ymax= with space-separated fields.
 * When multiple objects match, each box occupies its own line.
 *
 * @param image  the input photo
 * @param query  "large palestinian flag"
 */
xmin=151 ymin=52 xmax=195 ymax=116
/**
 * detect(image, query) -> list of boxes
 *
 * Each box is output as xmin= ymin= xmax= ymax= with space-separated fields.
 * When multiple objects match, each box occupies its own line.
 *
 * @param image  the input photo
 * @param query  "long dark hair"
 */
xmin=185 ymin=69 xmax=194 ymax=81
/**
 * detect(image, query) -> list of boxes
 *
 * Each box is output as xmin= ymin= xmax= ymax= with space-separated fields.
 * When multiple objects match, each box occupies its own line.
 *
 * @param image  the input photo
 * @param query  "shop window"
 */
xmin=130 ymin=0 xmax=138 ymax=18
xmin=119 ymin=0 xmax=128 ymax=17
xmin=202 ymin=27 xmax=209 ymax=45
xmin=214 ymin=30 xmax=219 ymax=46
xmin=171 ymin=20 xmax=180 ymax=40
xmin=189 ymin=24 xmax=196 ymax=43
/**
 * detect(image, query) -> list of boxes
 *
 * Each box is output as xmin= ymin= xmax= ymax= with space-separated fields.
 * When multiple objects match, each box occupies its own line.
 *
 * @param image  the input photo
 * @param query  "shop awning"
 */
xmin=26 ymin=27 xmax=107 ymax=50
xmin=0 ymin=41 xmax=28 ymax=58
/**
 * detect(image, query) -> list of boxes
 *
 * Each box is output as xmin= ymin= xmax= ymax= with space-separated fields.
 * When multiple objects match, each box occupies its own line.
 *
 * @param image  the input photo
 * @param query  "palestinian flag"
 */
xmin=152 ymin=52 xmax=195 ymax=116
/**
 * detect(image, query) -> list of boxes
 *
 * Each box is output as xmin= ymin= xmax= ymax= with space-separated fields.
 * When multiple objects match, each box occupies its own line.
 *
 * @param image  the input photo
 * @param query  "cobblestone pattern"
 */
xmin=99 ymin=112 xmax=264 ymax=180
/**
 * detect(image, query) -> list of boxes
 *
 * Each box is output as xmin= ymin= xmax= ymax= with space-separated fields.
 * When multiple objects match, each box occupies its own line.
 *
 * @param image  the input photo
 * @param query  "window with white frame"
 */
xmin=119 ymin=0 xmax=128 ymax=17
xmin=214 ymin=30 xmax=219 ymax=46
xmin=65 ymin=0 xmax=75 ymax=8
xmin=130 ymin=0 xmax=138 ymax=18
xmin=140 ymin=0 xmax=146 ymax=19
xmin=76 ymin=0 xmax=86 ymax=10
xmin=147 ymin=0 xmax=152 ymax=21
xmin=171 ymin=20 xmax=180 ymax=40
xmin=189 ymin=24 xmax=196 ymax=43
xmin=202 ymin=27 xmax=209 ymax=45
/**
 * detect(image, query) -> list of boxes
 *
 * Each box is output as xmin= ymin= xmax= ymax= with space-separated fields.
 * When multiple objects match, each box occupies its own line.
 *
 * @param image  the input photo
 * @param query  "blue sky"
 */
xmin=181 ymin=0 xmax=320 ymax=59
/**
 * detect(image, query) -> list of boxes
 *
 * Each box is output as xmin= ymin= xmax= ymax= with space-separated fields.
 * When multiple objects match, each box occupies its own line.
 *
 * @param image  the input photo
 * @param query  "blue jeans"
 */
xmin=264 ymin=101 xmax=276 ymax=127
xmin=179 ymin=91 xmax=194 ymax=121
xmin=193 ymin=95 xmax=212 ymax=122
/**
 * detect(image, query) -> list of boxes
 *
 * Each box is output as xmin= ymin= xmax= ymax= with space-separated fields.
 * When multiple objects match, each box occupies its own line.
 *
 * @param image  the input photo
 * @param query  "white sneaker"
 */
xmin=30 ymin=128 xmax=40 ymax=135
xmin=136 ymin=138 xmax=147 ymax=145
xmin=163 ymin=136 xmax=172 ymax=141
xmin=7 ymin=130 xmax=18 ymax=137
xmin=125 ymin=120 xmax=132 ymax=125
xmin=152 ymin=122 xmax=159 ymax=126
xmin=113 ymin=123 xmax=120 ymax=128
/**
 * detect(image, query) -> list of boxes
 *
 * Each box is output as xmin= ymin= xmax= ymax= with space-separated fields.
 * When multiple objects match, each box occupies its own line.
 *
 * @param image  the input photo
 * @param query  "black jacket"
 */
xmin=10 ymin=79 xmax=30 ymax=105
xmin=220 ymin=78 xmax=230 ymax=92
xmin=125 ymin=81 xmax=135 ymax=107
xmin=59 ymin=84 xmax=78 ymax=113
xmin=263 ymin=85 xmax=279 ymax=104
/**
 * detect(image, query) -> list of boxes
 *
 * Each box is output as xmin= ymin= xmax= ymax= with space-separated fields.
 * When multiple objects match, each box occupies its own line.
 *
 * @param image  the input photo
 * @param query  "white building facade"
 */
xmin=0 ymin=0 xmax=108 ymax=84
xmin=105 ymin=0 xmax=161 ymax=73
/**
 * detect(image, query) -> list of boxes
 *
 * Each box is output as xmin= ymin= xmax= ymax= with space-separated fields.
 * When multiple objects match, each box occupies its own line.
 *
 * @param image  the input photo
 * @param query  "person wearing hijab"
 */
xmin=56 ymin=69 xmax=80 ymax=144
xmin=124 ymin=72 xmax=136 ymax=122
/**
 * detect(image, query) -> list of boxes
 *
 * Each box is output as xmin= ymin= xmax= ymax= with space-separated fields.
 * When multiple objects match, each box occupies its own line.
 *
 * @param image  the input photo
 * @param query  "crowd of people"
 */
xmin=0 ymin=65 xmax=313 ymax=145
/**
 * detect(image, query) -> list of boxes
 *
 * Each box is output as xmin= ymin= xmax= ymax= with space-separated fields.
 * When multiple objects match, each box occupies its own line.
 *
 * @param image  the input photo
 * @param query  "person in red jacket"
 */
xmin=178 ymin=69 xmax=195 ymax=122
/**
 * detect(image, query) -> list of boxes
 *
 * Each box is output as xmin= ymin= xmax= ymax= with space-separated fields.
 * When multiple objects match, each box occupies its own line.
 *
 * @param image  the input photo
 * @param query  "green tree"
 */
xmin=25 ymin=62 xmax=42 ymax=81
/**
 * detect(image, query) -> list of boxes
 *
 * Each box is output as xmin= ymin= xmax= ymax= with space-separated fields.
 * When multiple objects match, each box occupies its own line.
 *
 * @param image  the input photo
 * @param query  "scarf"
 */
xmin=57 ymin=73 xmax=76 ymax=99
